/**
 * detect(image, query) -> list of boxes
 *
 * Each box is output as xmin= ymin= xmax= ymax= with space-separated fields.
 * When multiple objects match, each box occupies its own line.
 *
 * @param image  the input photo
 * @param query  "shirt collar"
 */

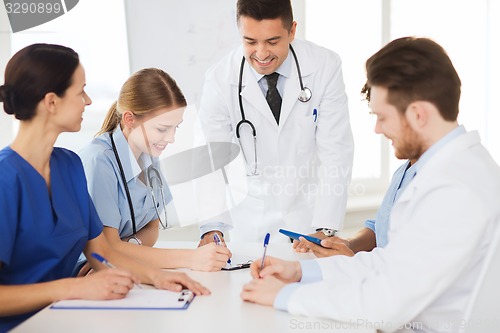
xmin=413 ymin=125 xmax=466 ymax=173
xmin=111 ymin=127 xmax=153 ymax=182
xmin=250 ymin=47 xmax=293 ymax=83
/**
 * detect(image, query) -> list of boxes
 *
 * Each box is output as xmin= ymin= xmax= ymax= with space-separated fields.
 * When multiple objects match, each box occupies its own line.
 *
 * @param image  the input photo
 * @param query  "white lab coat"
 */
xmin=197 ymin=39 xmax=354 ymax=242
xmin=283 ymin=131 xmax=500 ymax=332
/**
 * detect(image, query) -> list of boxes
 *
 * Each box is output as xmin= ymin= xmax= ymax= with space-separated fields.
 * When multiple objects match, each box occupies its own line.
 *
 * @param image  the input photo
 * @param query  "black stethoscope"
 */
xmin=109 ymin=131 xmax=169 ymax=245
xmin=236 ymin=44 xmax=312 ymax=176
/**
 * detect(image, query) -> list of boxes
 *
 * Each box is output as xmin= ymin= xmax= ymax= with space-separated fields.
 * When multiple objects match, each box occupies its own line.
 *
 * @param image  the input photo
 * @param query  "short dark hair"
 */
xmin=361 ymin=37 xmax=461 ymax=121
xmin=0 ymin=43 xmax=79 ymax=120
xmin=236 ymin=0 xmax=294 ymax=31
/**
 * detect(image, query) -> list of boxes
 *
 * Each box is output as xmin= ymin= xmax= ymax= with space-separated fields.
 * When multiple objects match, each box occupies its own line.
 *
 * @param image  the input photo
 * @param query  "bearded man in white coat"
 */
xmin=240 ymin=37 xmax=500 ymax=333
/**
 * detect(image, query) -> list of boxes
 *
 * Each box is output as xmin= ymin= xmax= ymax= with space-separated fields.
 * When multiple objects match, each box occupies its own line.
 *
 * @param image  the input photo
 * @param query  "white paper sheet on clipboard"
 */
xmin=50 ymin=289 xmax=194 ymax=310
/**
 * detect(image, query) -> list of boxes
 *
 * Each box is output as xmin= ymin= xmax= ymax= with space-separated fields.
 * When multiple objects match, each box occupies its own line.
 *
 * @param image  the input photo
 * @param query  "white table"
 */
xmin=12 ymin=242 xmax=375 ymax=333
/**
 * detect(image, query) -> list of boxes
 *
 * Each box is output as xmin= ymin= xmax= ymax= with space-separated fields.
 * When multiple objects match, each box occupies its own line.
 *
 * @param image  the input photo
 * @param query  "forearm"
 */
xmin=0 ymin=278 xmax=77 ymax=316
xmin=100 ymin=247 xmax=160 ymax=285
xmin=346 ymin=228 xmax=376 ymax=253
xmin=109 ymin=239 xmax=194 ymax=269
xmin=133 ymin=219 xmax=159 ymax=247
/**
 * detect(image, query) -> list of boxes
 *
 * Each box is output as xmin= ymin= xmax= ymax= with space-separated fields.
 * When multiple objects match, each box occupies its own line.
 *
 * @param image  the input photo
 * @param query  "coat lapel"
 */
xmin=278 ymin=42 xmax=315 ymax=130
xmin=239 ymin=63 xmax=278 ymax=126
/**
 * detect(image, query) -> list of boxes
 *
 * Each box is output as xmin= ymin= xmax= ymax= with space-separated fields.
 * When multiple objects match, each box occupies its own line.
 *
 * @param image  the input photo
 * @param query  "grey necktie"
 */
xmin=265 ymin=72 xmax=282 ymax=124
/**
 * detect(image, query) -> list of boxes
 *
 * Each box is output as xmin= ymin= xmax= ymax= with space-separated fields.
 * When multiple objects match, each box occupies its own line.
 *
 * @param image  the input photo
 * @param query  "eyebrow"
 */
xmin=157 ymin=120 xmax=184 ymax=127
xmin=243 ymin=36 xmax=281 ymax=43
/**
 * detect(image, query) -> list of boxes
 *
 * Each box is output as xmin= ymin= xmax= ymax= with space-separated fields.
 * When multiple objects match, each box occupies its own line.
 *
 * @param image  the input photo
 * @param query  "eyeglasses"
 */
xmin=147 ymin=165 xmax=169 ymax=230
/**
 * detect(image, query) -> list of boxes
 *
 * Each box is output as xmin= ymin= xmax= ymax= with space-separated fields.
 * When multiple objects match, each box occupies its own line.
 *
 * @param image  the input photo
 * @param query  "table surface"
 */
xmin=11 ymin=242 xmax=375 ymax=333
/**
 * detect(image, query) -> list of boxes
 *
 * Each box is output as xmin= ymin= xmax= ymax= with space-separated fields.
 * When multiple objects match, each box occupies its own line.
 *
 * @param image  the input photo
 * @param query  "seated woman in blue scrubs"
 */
xmin=77 ymin=69 xmax=231 ymax=276
xmin=0 ymin=44 xmax=209 ymax=332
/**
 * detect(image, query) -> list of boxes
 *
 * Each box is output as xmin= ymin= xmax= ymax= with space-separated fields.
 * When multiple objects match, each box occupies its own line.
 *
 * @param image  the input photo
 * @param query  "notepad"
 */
xmin=51 ymin=289 xmax=194 ymax=310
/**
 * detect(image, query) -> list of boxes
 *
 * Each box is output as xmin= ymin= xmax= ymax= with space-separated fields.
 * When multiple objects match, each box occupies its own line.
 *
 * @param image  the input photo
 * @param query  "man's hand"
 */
xmin=250 ymin=256 xmax=302 ymax=283
xmin=197 ymin=230 xmax=225 ymax=247
xmin=299 ymin=236 xmax=354 ymax=258
xmin=241 ymin=275 xmax=285 ymax=306
xmin=292 ymin=231 xmax=327 ymax=253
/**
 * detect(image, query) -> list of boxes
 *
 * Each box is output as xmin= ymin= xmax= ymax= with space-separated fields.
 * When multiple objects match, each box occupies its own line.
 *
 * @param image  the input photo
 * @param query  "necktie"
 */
xmin=265 ymin=72 xmax=282 ymax=124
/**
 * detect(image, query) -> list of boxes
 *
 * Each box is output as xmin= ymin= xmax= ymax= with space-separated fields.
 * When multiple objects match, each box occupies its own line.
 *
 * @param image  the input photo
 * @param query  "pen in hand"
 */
xmin=259 ymin=233 xmax=271 ymax=274
xmin=91 ymin=252 xmax=142 ymax=289
xmin=213 ymin=233 xmax=231 ymax=265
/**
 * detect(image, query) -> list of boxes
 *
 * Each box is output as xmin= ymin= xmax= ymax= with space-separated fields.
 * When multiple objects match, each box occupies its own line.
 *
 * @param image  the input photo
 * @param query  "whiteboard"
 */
xmin=124 ymin=0 xmax=240 ymax=106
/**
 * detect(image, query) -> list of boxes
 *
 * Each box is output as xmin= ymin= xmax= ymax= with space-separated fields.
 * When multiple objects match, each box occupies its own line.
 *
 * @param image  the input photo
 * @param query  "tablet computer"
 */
xmin=278 ymin=229 xmax=323 ymax=246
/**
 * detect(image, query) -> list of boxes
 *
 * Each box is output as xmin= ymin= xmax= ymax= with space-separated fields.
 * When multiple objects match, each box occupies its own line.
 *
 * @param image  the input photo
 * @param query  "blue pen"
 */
xmin=91 ymin=252 xmax=142 ymax=289
xmin=259 ymin=233 xmax=271 ymax=273
xmin=313 ymin=108 xmax=318 ymax=122
xmin=213 ymin=233 xmax=231 ymax=265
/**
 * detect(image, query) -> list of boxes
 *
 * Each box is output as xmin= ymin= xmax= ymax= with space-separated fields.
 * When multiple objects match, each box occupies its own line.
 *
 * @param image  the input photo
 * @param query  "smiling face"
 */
xmin=238 ymin=16 xmax=296 ymax=75
xmin=128 ymin=106 xmax=185 ymax=158
xmin=369 ymin=86 xmax=424 ymax=162
xmin=53 ymin=64 xmax=92 ymax=132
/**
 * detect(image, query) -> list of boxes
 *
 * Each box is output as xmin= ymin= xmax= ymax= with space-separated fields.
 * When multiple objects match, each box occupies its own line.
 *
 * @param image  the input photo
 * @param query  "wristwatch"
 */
xmin=316 ymin=228 xmax=337 ymax=237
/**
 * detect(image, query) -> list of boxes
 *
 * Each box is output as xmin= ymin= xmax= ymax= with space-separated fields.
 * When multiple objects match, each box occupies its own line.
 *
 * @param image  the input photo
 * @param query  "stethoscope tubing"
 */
xmin=110 ymin=131 xmax=139 ymax=236
xmin=235 ymin=44 xmax=311 ymax=175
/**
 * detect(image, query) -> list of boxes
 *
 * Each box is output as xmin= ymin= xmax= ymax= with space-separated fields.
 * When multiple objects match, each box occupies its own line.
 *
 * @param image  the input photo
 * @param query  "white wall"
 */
xmin=0 ymin=4 xmax=12 ymax=148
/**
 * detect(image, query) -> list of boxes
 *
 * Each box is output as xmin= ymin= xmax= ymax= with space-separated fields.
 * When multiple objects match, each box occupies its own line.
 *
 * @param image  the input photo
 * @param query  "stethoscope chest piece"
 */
xmin=298 ymin=87 xmax=312 ymax=102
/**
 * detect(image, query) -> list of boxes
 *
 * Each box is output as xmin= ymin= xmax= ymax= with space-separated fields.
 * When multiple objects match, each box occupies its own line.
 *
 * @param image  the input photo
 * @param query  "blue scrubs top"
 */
xmin=0 ymin=147 xmax=103 ymax=332
xmin=79 ymin=127 xmax=172 ymax=239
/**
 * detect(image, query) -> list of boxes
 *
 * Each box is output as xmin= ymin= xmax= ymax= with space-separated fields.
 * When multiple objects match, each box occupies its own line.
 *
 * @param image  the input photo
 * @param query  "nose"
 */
xmin=255 ymin=43 xmax=269 ymax=60
xmin=165 ymin=127 xmax=176 ymax=144
xmin=84 ymin=92 xmax=92 ymax=106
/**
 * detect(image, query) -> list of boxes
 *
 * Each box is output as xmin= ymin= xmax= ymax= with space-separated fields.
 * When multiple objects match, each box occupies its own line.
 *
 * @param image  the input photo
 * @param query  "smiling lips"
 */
xmin=153 ymin=143 xmax=166 ymax=151
xmin=253 ymin=56 xmax=274 ymax=67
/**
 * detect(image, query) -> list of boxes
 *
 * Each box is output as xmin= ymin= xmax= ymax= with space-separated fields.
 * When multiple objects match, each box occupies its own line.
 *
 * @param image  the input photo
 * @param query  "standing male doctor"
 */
xmin=197 ymin=0 xmax=353 ymax=246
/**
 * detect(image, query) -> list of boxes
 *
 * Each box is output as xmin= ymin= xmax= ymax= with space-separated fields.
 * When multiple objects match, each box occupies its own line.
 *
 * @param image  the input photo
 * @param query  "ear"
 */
xmin=43 ymin=92 xmax=59 ymax=114
xmin=288 ymin=21 xmax=297 ymax=42
xmin=122 ymin=110 xmax=136 ymax=129
xmin=405 ymin=101 xmax=429 ymax=130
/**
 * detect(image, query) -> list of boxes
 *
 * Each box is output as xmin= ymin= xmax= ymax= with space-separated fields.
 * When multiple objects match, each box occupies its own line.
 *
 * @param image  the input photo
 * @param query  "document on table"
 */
xmin=51 ymin=289 xmax=194 ymax=310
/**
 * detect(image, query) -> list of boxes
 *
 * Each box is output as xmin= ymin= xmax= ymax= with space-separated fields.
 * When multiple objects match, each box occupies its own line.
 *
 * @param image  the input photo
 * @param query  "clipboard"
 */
xmin=50 ymin=289 xmax=195 ymax=310
xmin=221 ymin=255 xmax=254 ymax=271
xmin=221 ymin=261 xmax=252 ymax=271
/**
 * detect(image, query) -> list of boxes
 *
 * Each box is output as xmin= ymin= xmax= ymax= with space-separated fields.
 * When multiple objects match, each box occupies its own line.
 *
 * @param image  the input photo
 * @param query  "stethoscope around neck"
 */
xmin=109 ymin=131 xmax=169 ymax=245
xmin=236 ymin=44 xmax=312 ymax=176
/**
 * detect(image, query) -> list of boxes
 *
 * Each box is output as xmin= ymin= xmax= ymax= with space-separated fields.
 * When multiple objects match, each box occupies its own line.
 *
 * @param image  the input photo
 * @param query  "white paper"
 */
xmin=51 ymin=289 xmax=193 ymax=310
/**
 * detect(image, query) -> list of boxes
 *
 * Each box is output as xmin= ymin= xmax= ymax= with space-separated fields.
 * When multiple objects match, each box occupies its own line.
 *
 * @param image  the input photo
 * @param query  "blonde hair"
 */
xmin=97 ymin=68 xmax=187 ymax=136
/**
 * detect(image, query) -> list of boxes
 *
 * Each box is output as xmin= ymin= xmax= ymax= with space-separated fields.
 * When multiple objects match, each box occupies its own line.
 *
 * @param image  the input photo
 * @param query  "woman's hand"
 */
xmin=151 ymin=271 xmax=211 ymax=296
xmin=190 ymin=243 xmax=232 ymax=271
xmin=72 ymin=268 xmax=138 ymax=300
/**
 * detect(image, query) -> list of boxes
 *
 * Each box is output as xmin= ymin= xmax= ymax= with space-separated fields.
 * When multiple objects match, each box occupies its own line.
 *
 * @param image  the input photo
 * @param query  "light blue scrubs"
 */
xmin=364 ymin=161 xmax=412 ymax=247
xmin=79 ymin=127 xmax=172 ymax=238
xmin=0 ymin=147 xmax=103 ymax=332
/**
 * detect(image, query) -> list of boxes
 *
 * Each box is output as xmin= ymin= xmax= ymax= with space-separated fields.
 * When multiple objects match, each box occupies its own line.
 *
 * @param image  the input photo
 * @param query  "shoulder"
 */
xmin=52 ymin=147 xmax=85 ymax=172
xmin=295 ymin=39 xmax=341 ymax=59
xmin=293 ymin=39 xmax=342 ymax=71
xmin=79 ymin=135 xmax=115 ymax=169
xmin=0 ymin=147 xmax=21 ymax=187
